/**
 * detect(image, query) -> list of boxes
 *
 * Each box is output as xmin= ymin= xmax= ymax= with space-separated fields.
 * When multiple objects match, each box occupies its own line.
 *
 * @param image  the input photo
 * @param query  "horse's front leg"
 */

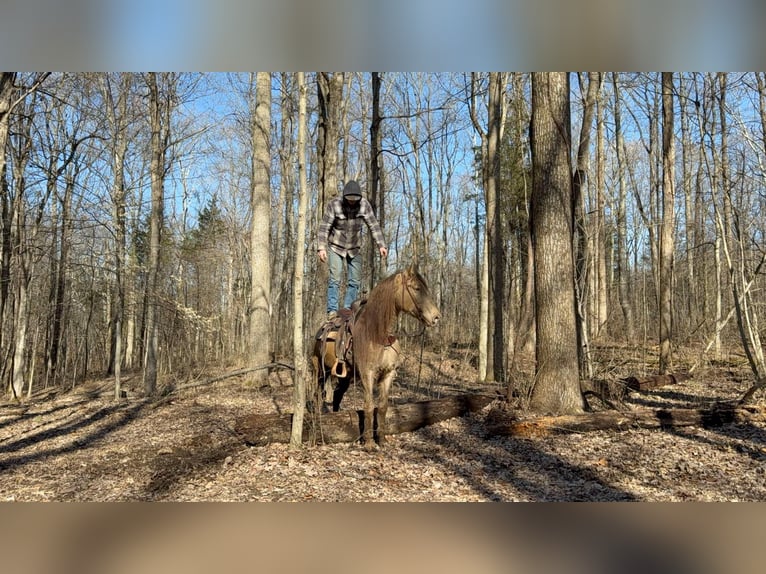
xmin=375 ymin=368 xmax=396 ymax=447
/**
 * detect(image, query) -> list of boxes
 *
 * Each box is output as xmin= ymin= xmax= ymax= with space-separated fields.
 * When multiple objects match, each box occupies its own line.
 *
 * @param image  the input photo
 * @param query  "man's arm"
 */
xmin=360 ymin=198 xmax=387 ymax=253
xmin=317 ymin=200 xmax=335 ymax=253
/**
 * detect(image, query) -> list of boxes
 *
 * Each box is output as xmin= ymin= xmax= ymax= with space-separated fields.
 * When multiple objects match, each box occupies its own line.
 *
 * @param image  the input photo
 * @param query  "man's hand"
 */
xmin=379 ymin=246 xmax=388 ymax=258
xmin=318 ymin=249 xmax=327 ymax=263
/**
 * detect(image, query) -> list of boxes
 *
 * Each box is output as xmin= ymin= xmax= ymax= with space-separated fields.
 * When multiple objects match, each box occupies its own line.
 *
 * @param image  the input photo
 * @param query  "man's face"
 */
xmin=344 ymin=196 xmax=360 ymax=205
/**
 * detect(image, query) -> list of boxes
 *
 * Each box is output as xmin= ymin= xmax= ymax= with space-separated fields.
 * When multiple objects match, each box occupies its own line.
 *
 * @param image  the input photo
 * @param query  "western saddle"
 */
xmin=316 ymin=298 xmax=366 ymax=378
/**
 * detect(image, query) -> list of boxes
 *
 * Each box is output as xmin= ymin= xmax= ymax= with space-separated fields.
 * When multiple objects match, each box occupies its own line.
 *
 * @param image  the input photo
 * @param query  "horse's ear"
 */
xmin=408 ymin=256 xmax=419 ymax=275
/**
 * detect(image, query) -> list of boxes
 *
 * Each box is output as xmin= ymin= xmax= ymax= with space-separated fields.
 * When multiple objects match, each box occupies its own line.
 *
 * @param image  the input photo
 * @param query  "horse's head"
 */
xmin=399 ymin=263 xmax=441 ymax=327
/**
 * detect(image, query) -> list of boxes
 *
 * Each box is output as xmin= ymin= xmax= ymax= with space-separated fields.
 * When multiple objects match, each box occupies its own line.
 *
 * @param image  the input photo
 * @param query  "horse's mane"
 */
xmin=354 ymin=270 xmax=402 ymax=347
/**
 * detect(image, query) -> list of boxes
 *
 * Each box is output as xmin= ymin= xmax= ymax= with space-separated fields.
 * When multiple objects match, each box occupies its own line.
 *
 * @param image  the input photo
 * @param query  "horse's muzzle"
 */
xmin=424 ymin=312 xmax=440 ymax=327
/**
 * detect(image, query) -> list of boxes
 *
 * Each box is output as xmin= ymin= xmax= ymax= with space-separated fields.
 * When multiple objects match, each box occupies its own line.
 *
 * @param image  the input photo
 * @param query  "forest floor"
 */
xmin=1 ymin=341 xmax=765 ymax=501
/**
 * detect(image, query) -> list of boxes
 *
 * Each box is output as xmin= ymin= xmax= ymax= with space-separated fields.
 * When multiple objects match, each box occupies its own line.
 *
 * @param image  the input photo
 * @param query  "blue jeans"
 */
xmin=327 ymin=249 xmax=362 ymax=313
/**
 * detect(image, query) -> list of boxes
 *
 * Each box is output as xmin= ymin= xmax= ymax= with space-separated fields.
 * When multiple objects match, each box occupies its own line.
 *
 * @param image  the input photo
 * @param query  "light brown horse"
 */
xmin=311 ymin=263 xmax=440 ymax=449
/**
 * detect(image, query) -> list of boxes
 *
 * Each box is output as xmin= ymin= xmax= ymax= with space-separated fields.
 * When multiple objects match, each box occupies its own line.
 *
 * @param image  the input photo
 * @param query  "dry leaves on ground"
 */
xmin=1 ymin=345 xmax=765 ymax=501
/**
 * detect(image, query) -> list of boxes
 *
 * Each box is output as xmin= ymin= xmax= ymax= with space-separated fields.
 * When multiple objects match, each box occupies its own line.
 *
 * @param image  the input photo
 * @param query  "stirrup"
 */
xmin=331 ymin=359 xmax=348 ymax=378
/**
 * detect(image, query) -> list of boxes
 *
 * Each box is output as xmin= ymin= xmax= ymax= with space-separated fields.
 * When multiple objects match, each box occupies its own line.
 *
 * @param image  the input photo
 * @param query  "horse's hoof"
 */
xmin=363 ymin=441 xmax=378 ymax=452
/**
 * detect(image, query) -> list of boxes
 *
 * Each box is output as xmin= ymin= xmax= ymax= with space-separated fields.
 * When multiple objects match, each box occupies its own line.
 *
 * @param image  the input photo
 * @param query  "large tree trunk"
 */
xmin=143 ymin=72 xmax=164 ymax=395
xmin=528 ymin=72 xmax=583 ymax=415
xmin=238 ymin=393 xmax=495 ymax=446
xmin=249 ymin=72 xmax=272 ymax=383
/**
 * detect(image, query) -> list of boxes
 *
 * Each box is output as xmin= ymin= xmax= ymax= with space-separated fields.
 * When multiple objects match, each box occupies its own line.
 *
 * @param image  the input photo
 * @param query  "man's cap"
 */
xmin=342 ymin=180 xmax=362 ymax=198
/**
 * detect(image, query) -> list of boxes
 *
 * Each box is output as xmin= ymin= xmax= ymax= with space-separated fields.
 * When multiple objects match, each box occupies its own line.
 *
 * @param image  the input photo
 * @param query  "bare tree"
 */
xmin=100 ymin=73 xmax=133 ymax=399
xmin=1 ymin=73 xmax=49 ymax=395
xmin=8 ymin=87 xmax=53 ymax=398
xmin=249 ymin=72 xmax=272 ymax=381
xmin=369 ymin=72 xmax=384 ymax=287
xmin=711 ymin=73 xmax=766 ymax=380
xmin=572 ymin=72 xmax=600 ymax=379
xmin=142 ymin=72 xmax=167 ymax=395
xmin=659 ymin=72 xmax=675 ymax=374
xmin=612 ymin=73 xmax=635 ymax=340
xmin=528 ymin=72 xmax=583 ymax=415
xmin=290 ymin=72 xmax=309 ymax=447
xmin=469 ymin=72 xmax=507 ymax=382
xmin=592 ymin=78 xmax=608 ymax=339
xmin=0 ymin=73 xmax=17 ymax=365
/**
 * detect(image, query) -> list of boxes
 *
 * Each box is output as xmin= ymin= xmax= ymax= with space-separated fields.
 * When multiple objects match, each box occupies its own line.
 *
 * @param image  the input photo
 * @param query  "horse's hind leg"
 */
xmin=375 ymin=369 xmax=396 ymax=447
xmin=332 ymin=375 xmax=351 ymax=412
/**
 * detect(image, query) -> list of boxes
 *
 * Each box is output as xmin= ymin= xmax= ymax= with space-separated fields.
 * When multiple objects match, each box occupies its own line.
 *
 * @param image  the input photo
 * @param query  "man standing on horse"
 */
xmin=317 ymin=180 xmax=388 ymax=320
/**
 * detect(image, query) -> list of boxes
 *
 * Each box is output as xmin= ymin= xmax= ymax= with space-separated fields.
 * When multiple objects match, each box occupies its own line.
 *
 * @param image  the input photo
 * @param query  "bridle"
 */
xmin=397 ymin=272 xmax=429 ymax=337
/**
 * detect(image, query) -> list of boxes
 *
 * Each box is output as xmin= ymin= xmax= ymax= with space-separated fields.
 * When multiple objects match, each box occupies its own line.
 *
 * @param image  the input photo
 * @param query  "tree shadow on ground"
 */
xmin=668 ymin=419 xmax=766 ymax=461
xmin=0 ymin=398 xmax=91 ymax=434
xmin=626 ymin=388 xmax=720 ymax=409
xmin=401 ymin=421 xmax=637 ymax=501
xmin=142 ymin=434 xmax=241 ymax=500
xmin=0 ymin=400 xmax=149 ymax=472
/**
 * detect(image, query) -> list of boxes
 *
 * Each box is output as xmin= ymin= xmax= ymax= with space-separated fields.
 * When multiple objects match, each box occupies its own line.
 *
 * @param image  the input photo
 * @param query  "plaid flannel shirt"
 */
xmin=317 ymin=196 xmax=387 ymax=258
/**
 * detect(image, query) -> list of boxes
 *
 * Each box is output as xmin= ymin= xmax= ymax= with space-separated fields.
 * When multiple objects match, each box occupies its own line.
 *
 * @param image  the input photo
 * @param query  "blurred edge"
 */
xmin=0 ymin=503 xmax=761 ymax=574
xmin=0 ymin=0 xmax=763 ymax=70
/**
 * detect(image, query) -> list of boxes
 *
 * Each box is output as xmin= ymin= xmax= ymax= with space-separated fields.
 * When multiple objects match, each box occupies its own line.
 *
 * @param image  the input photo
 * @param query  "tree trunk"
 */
xmin=315 ymin=73 xmax=344 ymax=322
xmin=0 ymin=73 xmax=15 ymax=359
xmin=488 ymin=72 xmax=506 ymax=383
xmin=572 ymin=72 xmax=600 ymax=379
xmin=143 ymin=72 xmax=164 ymax=395
xmin=594 ymin=82 xmax=608 ymax=338
xmin=290 ymin=73 xmax=309 ymax=448
xmin=48 ymin=169 xmax=74 ymax=387
xmin=249 ymin=72 xmax=272 ymax=383
xmin=486 ymin=403 xmax=766 ymax=438
xmin=469 ymin=73 xmax=507 ymax=382
xmin=678 ymin=76 xmax=696 ymax=331
xmin=238 ymin=393 xmax=495 ymax=446
xmin=714 ymin=73 xmax=766 ymax=379
xmin=272 ymin=73 xmax=295 ymax=359
xmin=528 ymin=72 xmax=584 ymax=415
xmin=612 ymin=74 xmax=634 ymax=340
xmin=659 ymin=72 xmax=675 ymax=374
xmin=100 ymin=73 xmax=131 ymax=399
xmin=11 ymin=271 xmax=29 ymax=398
xmin=369 ymin=72 xmax=383 ymax=289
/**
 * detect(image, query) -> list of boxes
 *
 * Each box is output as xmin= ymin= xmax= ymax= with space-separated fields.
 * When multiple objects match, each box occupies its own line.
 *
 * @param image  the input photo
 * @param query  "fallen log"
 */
xmin=623 ymin=372 xmax=692 ymax=392
xmin=235 ymin=393 xmax=496 ymax=446
xmin=485 ymin=403 xmax=766 ymax=438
